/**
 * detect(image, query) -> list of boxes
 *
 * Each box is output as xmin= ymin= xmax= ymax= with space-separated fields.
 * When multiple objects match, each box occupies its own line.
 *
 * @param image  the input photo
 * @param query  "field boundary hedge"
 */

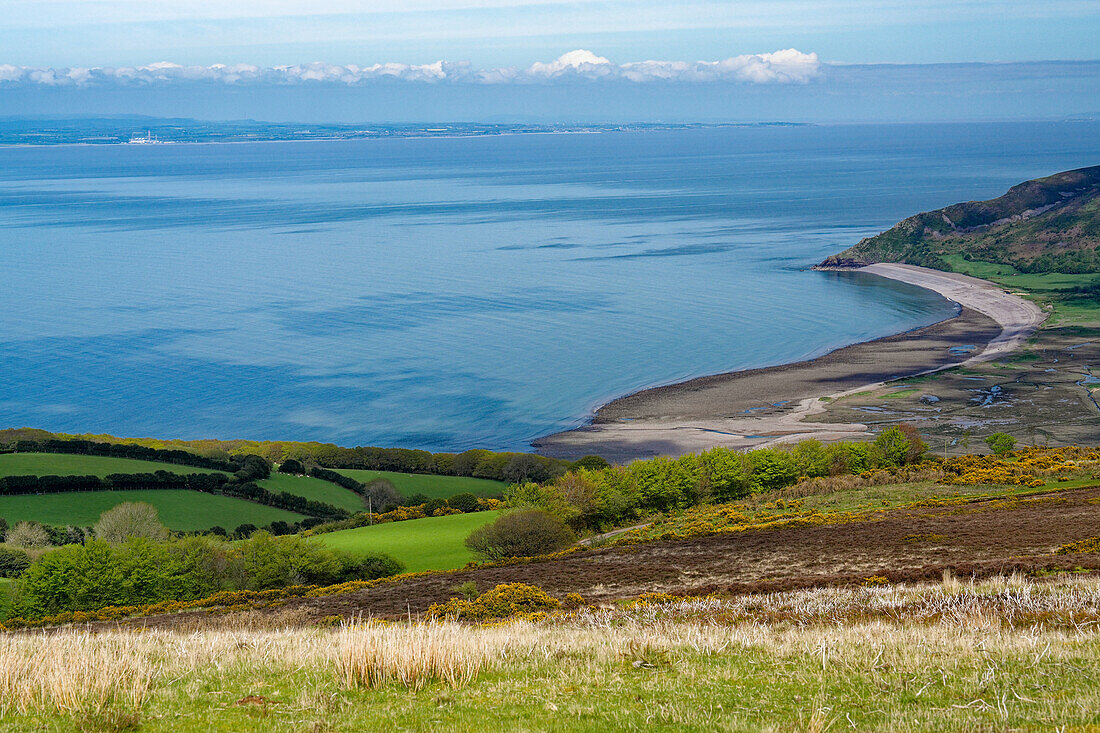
xmin=3 ymin=438 xmax=239 ymax=473
xmin=0 ymin=471 xmax=349 ymax=519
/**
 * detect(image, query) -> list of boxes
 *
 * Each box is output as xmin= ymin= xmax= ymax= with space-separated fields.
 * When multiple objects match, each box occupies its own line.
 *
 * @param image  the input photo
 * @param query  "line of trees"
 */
xmin=0 ymin=470 xmax=349 ymax=519
xmin=509 ymin=427 xmax=928 ymax=532
xmin=9 ymin=531 xmax=404 ymax=617
xmin=4 ymin=438 xmax=243 ymax=472
xmin=1 ymin=434 xmax=591 ymax=487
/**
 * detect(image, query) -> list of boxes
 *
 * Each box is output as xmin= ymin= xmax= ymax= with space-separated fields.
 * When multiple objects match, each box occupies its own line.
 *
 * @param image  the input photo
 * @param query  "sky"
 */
xmin=3 ymin=0 xmax=1099 ymax=67
xmin=1 ymin=0 xmax=1098 ymax=122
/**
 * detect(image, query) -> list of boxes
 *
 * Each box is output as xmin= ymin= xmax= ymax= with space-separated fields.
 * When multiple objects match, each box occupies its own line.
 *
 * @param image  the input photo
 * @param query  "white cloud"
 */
xmin=0 ymin=49 xmax=821 ymax=87
xmin=526 ymin=50 xmax=613 ymax=79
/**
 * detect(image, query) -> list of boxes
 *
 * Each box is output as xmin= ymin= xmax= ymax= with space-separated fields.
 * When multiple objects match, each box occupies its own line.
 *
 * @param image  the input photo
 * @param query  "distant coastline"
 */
xmin=0 ymin=117 xmax=811 ymax=147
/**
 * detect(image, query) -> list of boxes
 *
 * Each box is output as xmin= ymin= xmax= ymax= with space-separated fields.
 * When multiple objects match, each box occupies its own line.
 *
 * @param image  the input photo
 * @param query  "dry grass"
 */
xmin=0 ymin=631 xmax=155 ymax=716
xmin=337 ymin=621 xmax=501 ymax=690
xmin=3 ymin=575 xmax=1100 ymax=729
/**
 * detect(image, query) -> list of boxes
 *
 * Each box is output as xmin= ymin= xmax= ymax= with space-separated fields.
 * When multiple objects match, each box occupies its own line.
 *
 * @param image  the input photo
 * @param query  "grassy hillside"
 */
xmin=315 ymin=511 xmax=501 ymax=571
xmin=5 ymin=578 xmax=1100 ymax=730
xmin=333 ymin=469 xmax=505 ymax=500
xmin=258 ymin=473 xmax=364 ymax=513
xmin=820 ymin=165 xmax=1100 ymax=273
xmin=0 ymin=490 xmax=304 ymax=531
xmin=0 ymin=453 xmax=225 ymax=478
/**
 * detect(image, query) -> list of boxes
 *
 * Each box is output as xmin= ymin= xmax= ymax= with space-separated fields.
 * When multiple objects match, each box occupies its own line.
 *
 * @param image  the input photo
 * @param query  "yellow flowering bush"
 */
xmin=427 ymin=583 xmax=562 ymax=621
xmin=1056 ymin=536 xmax=1100 ymax=555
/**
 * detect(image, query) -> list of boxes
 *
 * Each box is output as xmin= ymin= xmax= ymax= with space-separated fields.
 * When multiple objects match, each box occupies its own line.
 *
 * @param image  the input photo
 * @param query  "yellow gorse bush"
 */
xmin=427 ymin=583 xmax=570 ymax=622
xmin=940 ymin=446 xmax=1100 ymax=487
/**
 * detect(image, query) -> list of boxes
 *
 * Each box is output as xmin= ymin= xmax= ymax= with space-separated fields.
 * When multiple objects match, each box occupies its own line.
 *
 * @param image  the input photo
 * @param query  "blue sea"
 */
xmin=3 ymin=122 xmax=1099 ymax=451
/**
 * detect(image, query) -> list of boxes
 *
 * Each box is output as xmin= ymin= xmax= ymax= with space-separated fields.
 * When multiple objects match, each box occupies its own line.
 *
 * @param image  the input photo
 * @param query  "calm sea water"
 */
xmin=3 ymin=122 xmax=1099 ymax=450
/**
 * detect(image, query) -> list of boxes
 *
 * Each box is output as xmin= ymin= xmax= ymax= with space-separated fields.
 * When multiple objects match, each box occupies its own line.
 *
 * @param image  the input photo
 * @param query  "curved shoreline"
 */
xmin=533 ymin=264 xmax=1047 ymax=462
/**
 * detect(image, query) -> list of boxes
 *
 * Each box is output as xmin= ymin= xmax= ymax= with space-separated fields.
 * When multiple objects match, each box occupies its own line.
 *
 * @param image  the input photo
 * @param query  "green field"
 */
xmin=258 ymin=473 xmax=365 ymax=513
xmin=0 ymin=453 xmax=225 ymax=478
xmin=333 ymin=470 xmax=505 ymax=500
xmin=0 ymin=490 xmax=304 ymax=531
xmin=941 ymin=255 xmax=1100 ymax=325
xmin=315 ymin=511 xmax=502 ymax=572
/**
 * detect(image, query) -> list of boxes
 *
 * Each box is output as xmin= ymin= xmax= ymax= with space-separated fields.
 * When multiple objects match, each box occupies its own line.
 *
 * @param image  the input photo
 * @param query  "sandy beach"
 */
xmin=534 ymin=264 xmax=1048 ymax=462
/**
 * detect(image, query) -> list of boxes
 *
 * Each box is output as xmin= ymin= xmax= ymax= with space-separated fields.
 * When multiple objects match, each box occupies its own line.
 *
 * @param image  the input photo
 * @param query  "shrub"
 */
xmin=5 ymin=522 xmax=50 ymax=549
xmin=338 ymin=553 xmax=405 ymax=582
xmin=93 ymin=502 xmax=169 ymax=544
xmin=1056 ymin=536 xmax=1100 ymax=555
xmin=447 ymin=492 xmax=480 ymax=513
xmin=427 ymin=583 xmax=562 ymax=621
xmin=423 ymin=498 xmax=448 ymax=516
xmin=985 ymin=432 xmax=1017 ymax=455
xmin=236 ymin=531 xmax=345 ymax=590
xmin=0 ymin=546 xmax=31 ymax=577
xmin=465 ymin=510 xmax=575 ymax=561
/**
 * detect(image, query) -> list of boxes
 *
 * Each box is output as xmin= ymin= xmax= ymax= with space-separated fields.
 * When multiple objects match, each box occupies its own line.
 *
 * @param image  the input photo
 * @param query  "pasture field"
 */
xmin=940 ymin=255 xmax=1100 ymax=325
xmin=0 ymin=453 xmax=224 ymax=478
xmin=0 ymin=490 xmax=304 ymax=531
xmin=315 ymin=511 xmax=502 ymax=572
xmin=258 ymin=474 xmax=364 ymax=513
xmin=333 ymin=469 xmax=505 ymax=500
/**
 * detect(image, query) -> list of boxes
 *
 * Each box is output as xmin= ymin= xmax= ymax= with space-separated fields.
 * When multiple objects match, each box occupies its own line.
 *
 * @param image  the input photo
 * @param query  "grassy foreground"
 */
xmin=2 ymin=576 xmax=1100 ymax=731
xmin=333 ymin=469 xmax=505 ymax=500
xmin=0 ymin=453 xmax=224 ymax=478
xmin=315 ymin=511 xmax=502 ymax=572
xmin=0 ymin=490 xmax=304 ymax=531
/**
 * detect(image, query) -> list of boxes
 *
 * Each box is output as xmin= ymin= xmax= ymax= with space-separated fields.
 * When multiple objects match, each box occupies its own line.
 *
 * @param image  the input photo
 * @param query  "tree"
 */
xmin=571 ymin=455 xmax=611 ymax=472
xmin=278 ymin=458 xmax=306 ymax=475
xmin=234 ymin=523 xmax=259 ymax=540
xmin=699 ymin=448 xmax=750 ymax=501
xmin=985 ymin=432 xmax=1017 ymax=455
xmin=0 ymin=516 xmax=7 ymax=541
xmin=465 ymin=510 xmax=575 ymax=561
xmin=17 ymin=540 xmax=124 ymax=614
xmin=873 ymin=425 xmax=926 ymax=467
xmin=5 ymin=521 xmax=50 ymax=549
xmin=93 ymin=502 xmax=169 ymax=544
xmin=502 ymin=454 xmax=553 ymax=484
xmin=746 ymin=449 xmax=798 ymax=492
xmin=363 ymin=478 xmax=402 ymax=513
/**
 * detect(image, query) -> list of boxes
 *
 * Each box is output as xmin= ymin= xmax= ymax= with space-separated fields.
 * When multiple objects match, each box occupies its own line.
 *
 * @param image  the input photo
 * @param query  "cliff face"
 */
xmin=819 ymin=165 xmax=1100 ymax=273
